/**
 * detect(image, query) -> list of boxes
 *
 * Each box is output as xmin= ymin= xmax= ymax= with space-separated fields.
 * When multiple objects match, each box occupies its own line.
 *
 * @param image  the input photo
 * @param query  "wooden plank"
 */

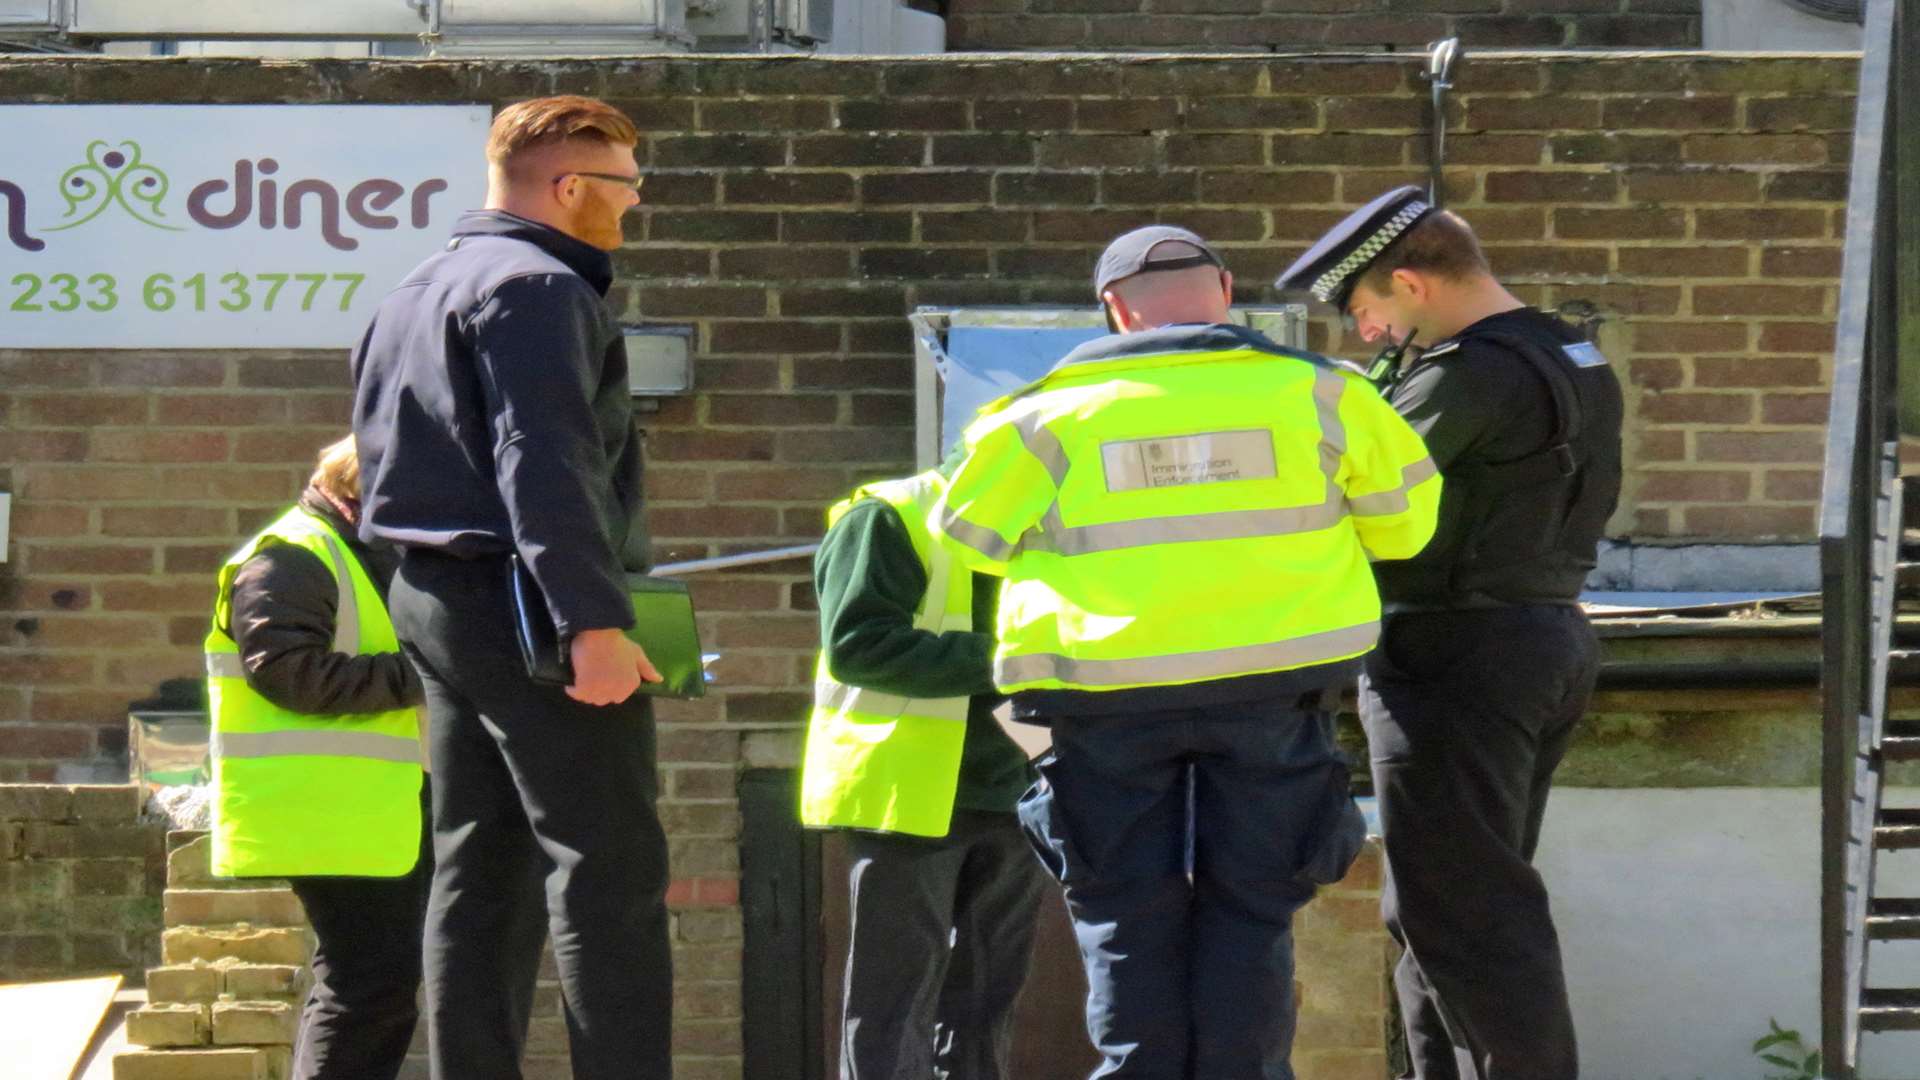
xmin=0 ymin=975 xmax=125 ymax=1080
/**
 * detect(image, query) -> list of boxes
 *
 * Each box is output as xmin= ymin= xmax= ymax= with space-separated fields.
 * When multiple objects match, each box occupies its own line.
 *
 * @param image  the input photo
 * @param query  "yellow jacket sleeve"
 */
xmin=928 ymin=406 xmax=1059 ymax=576
xmin=1336 ymin=373 xmax=1441 ymax=561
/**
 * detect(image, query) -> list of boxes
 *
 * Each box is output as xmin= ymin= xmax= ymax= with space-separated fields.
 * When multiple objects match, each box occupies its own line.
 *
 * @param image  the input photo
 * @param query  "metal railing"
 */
xmin=1820 ymin=0 xmax=1918 ymax=1073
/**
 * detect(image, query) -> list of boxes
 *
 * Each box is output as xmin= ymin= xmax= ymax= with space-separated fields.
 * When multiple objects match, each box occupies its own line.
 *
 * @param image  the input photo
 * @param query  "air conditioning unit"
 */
xmin=0 ymin=0 xmax=60 ymax=32
xmin=684 ymin=0 xmax=941 ymax=53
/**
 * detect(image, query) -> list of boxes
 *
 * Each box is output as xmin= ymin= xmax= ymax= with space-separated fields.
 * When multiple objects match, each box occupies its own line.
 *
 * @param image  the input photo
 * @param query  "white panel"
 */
xmin=442 ymin=0 xmax=666 ymax=24
xmin=1701 ymin=0 xmax=1862 ymax=50
xmin=69 ymin=0 xmax=427 ymax=37
xmin=0 ymin=105 xmax=491 ymax=348
xmin=0 ymin=0 xmax=58 ymax=30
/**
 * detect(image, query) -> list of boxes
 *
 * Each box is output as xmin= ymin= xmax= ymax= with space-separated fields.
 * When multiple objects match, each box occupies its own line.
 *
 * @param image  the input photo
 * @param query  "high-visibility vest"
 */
xmin=205 ymin=506 xmax=423 ymax=878
xmin=799 ymin=472 xmax=973 ymax=838
xmin=932 ymin=324 xmax=1441 ymax=696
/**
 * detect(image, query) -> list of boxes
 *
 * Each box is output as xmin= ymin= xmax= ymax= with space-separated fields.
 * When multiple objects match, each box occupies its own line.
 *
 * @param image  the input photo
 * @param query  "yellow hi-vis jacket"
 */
xmin=800 ymin=472 xmax=973 ymax=837
xmin=931 ymin=324 xmax=1440 ymax=695
xmin=205 ymin=506 xmax=423 ymax=878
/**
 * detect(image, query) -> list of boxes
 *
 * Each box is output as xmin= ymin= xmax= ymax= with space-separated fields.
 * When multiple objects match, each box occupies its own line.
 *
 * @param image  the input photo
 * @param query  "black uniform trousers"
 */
xmin=839 ymin=810 xmax=1048 ymax=1080
xmin=284 ymin=785 xmax=432 ymax=1080
xmin=1018 ymin=699 xmax=1366 ymax=1080
xmin=1358 ymin=605 xmax=1597 ymax=1080
xmin=389 ymin=550 xmax=673 ymax=1080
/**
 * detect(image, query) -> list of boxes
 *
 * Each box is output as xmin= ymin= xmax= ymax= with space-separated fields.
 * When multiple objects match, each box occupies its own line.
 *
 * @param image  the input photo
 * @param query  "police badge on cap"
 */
xmin=1275 ymin=185 xmax=1435 ymax=310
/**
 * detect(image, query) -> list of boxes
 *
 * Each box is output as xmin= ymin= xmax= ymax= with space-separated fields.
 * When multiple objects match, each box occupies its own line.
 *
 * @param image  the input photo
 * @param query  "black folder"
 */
xmin=509 ymin=554 xmax=706 ymax=699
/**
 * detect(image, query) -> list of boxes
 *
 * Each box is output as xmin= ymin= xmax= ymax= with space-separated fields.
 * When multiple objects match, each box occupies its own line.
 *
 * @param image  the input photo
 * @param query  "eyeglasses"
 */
xmin=554 ymin=171 xmax=646 ymax=192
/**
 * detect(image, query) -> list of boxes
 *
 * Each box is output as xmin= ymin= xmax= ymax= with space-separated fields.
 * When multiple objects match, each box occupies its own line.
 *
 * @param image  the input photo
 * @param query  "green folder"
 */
xmin=624 ymin=574 xmax=706 ymax=699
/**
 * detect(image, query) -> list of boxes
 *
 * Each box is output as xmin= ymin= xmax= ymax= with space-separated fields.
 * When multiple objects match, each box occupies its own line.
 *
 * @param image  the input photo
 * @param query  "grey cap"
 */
xmin=1093 ymin=225 xmax=1224 ymax=299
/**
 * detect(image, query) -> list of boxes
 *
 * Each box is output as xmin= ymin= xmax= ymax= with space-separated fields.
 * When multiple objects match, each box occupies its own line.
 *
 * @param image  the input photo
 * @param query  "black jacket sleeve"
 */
xmin=816 ymin=500 xmax=997 ymax=700
xmin=470 ymin=273 xmax=632 ymax=638
xmin=227 ymin=543 xmax=423 ymax=716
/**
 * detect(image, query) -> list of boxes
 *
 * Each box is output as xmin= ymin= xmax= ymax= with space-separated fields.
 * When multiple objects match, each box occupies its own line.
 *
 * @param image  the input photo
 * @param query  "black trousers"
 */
xmin=1018 ymin=700 xmax=1366 ymax=1080
xmin=390 ymin=551 xmax=673 ymax=1080
xmin=840 ymin=810 xmax=1047 ymax=1080
xmin=284 ymin=786 xmax=432 ymax=1080
xmin=1359 ymin=606 xmax=1598 ymax=1080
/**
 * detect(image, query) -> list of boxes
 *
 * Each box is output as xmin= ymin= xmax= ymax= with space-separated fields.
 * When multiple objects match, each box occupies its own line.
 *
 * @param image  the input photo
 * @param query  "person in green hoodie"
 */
xmin=800 ymin=465 xmax=1046 ymax=1080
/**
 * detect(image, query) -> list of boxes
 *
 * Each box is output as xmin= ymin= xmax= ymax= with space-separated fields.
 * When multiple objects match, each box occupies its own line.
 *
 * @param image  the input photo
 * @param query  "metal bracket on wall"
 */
xmin=1423 ymin=36 xmax=1462 ymax=210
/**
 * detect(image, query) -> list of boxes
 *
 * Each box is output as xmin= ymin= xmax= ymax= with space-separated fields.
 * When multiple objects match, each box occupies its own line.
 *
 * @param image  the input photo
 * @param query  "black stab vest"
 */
xmin=1379 ymin=320 xmax=1624 ymax=610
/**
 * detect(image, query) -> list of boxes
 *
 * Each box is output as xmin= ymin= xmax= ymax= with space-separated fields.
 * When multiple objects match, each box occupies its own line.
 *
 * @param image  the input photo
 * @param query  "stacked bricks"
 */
xmin=118 ymin=827 xmax=743 ymax=1079
xmin=945 ymin=0 xmax=1701 ymax=53
xmin=118 ymin=831 xmax=311 ymax=1079
xmin=1295 ymin=841 xmax=1394 ymax=1079
xmin=0 ymin=783 xmax=165 ymax=982
xmin=0 ymin=52 xmax=1862 ymax=1070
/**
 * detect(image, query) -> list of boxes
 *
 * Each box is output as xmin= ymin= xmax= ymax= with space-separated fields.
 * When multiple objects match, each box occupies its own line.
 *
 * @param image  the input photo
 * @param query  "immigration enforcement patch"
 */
xmin=1100 ymin=429 xmax=1277 ymax=492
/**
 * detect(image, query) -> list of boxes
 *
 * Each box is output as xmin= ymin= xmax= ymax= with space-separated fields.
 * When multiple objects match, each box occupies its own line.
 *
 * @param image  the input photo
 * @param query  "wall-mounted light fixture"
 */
xmin=624 ymin=325 xmax=695 ymax=399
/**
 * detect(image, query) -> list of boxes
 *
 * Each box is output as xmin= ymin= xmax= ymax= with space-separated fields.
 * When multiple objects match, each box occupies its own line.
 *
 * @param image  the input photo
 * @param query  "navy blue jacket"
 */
xmin=350 ymin=210 xmax=642 ymax=637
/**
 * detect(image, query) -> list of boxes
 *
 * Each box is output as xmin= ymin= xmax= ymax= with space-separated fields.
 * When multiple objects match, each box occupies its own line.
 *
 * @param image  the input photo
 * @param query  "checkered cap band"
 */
xmin=1309 ymin=199 xmax=1431 ymax=303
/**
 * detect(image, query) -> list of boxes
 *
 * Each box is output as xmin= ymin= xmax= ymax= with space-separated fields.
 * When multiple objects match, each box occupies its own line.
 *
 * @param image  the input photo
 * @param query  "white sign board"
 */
xmin=0 ymin=105 xmax=492 ymax=348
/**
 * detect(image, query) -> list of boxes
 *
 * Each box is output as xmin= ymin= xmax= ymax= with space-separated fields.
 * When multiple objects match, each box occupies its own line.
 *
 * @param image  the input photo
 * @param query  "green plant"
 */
xmin=1753 ymin=1018 xmax=1822 ymax=1080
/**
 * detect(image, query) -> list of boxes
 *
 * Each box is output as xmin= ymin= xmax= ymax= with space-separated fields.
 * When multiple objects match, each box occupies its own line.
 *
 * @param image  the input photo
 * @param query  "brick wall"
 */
xmin=0 ymin=784 xmax=166 ymax=983
xmin=0 ymin=50 xmax=1857 ymax=1068
xmin=946 ymin=0 xmax=1701 ymax=52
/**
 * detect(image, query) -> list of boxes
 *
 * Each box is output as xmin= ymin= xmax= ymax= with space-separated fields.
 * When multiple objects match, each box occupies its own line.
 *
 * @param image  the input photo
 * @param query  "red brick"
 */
xmin=1553 ymin=208 xmax=1686 ymax=241
xmin=649 ymin=431 xmax=776 ymax=463
xmin=1639 ymin=392 xmax=1754 ymax=425
xmin=16 ymin=394 xmax=149 ymax=426
xmin=1624 ymin=169 xmax=1763 ymax=204
xmin=1761 ymin=392 xmax=1832 ymax=425
xmin=1693 ymin=285 xmax=1827 ymax=317
xmin=1638 ymin=430 xmax=1687 ymax=462
xmin=153 ymin=393 xmax=289 ymax=426
xmin=1465 ymin=97 xmax=1601 ymax=132
xmin=23 ymin=543 xmax=155 ymax=575
xmin=163 ymin=544 xmax=231 ymax=575
xmin=230 ymin=430 xmax=333 ymax=465
xmin=12 ymin=482 xmax=102 ymax=527
xmin=97 ymin=506 xmax=231 ymax=539
xmin=1483 ymin=170 xmax=1617 ymax=204
xmin=1682 ymin=134 xmax=1829 ymax=166
xmin=1602 ymin=95 xmax=1738 ymax=131
xmin=1696 ymin=208 xmax=1829 ymax=241
xmin=1747 ymin=96 xmax=1858 ymax=133
xmin=712 ymin=467 xmax=850 ymax=502
xmin=1760 ymin=246 xmax=1843 ymax=279
xmin=0 ymin=355 xmax=93 ymax=388
xmin=1757 ymin=322 xmax=1837 ymax=353
xmin=1616 ymin=246 xmax=1750 ymax=278
xmin=19 ymin=614 xmax=164 ymax=648
xmin=1567 ymin=284 xmax=1681 ymax=316
xmin=0 ymin=726 xmax=93 ymax=759
xmin=0 ymin=430 xmax=88 ymax=462
xmin=91 ymin=431 xmax=230 ymax=465
xmin=1695 ymin=431 xmax=1824 ymax=463
xmin=98 ymin=580 xmax=216 ymax=614
xmin=1694 ymin=356 xmax=1823 ymax=388
xmin=1632 ymin=321 xmax=1749 ymax=354
xmin=1628 ymin=357 xmax=1685 ymax=390
xmin=1681 ymin=505 xmax=1815 ymax=538
xmin=1270 ymin=134 xmax=1401 ymax=167
xmin=776 ymin=429 xmax=914 ymax=464
xmin=706 ymin=320 xmax=844 ymax=355
xmin=20 ymin=466 xmax=157 ymax=502
xmin=1765 ymin=469 xmax=1824 ymax=501
xmin=0 ymin=653 xmax=96 ymax=684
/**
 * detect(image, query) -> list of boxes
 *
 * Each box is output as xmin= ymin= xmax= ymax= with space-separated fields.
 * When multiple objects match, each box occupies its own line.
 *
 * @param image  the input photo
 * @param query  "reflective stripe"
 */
xmin=814 ymin=681 xmax=913 ymax=716
xmin=996 ymin=621 xmax=1380 ymax=688
xmin=1349 ymin=456 xmax=1440 ymax=517
xmin=313 ymin=529 xmax=359 ymax=656
xmin=206 ymin=652 xmax=247 ymax=679
xmin=940 ymin=511 xmax=1019 ymax=563
xmin=212 ymin=728 xmax=422 ymax=766
xmin=1024 ymin=498 xmax=1346 ymax=556
xmin=1313 ymin=368 xmax=1346 ymax=492
xmin=1013 ymin=416 xmax=1070 ymax=489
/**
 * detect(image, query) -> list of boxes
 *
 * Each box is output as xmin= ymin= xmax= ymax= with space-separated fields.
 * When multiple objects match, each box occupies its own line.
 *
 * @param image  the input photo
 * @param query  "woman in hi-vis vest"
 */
xmin=204 ymin=435 xmax=429 ymax=1080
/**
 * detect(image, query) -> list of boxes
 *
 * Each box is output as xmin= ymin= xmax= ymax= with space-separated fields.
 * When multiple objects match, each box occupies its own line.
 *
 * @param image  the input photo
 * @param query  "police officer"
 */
xmin=933 ymin=226 xmax=1441 ymax=1079
xmin=801 ymin=466 xmax=1044 ymax=1079
xmin=1279 ymin=186 xmax=1624 ymax=1080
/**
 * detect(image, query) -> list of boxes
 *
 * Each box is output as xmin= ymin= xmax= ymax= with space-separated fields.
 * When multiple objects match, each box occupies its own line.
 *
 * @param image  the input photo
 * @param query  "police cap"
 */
xmin=1093 ymin=225 xmax=1224 ymax=299
xmin=1275 ymin=185 xmax=1435 ymax=310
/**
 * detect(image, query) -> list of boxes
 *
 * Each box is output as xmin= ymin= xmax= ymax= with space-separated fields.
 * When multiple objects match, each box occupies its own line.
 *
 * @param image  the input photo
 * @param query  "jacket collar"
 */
xmin=1052 ymin=322 xmax=1318 ymax=376
xmin=449 ymin=210 xmax=615 ymax=296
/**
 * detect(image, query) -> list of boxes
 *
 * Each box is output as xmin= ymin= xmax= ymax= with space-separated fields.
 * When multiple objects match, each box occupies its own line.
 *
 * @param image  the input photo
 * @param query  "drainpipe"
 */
xmin=1424 ymin=36 xmax=1461 ymax=209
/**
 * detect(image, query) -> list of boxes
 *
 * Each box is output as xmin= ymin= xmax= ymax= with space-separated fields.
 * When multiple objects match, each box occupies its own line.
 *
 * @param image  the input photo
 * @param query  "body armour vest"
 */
xmin=1376 ymin=313 xmax=1624 ymax=610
